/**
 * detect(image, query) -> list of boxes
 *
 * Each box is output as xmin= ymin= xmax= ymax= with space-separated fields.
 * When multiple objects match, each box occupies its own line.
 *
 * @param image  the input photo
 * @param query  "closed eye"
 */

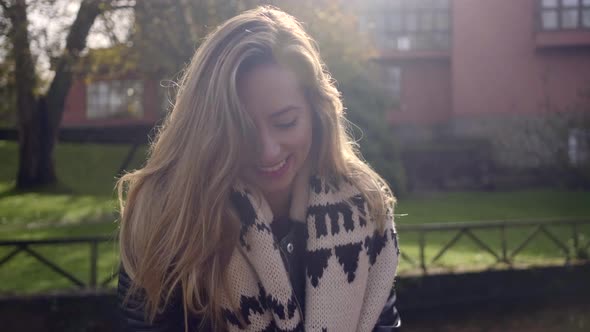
xmin=275 ymin=118 xmax=297 ymax=129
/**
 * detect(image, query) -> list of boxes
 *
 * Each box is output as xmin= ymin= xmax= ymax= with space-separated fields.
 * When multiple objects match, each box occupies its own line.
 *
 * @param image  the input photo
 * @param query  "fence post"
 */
xmin=90 ymin=241 xmax=98 ymax=288
xmin=572 ymin=223 xmax=579 ymax=258
xmin=501 ymin=224 xmax=508 ymax=264
xmin=419 ymin=230 xmax=426 ymax=275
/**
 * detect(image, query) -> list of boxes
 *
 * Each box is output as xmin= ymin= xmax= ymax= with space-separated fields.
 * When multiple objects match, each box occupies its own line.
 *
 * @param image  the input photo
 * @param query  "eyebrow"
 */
xmin=270 ymin=106 xmax=300 ymax=118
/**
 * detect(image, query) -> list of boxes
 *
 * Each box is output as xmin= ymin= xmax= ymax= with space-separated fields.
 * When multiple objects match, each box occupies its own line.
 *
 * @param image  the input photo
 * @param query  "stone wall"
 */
xmin=1 ymin=264 xmax=589 ymax=331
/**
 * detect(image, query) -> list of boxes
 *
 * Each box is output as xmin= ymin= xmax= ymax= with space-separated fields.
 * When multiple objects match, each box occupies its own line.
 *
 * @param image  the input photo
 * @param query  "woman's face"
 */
xmin=238 ymin=63 xmax=313 ymax=199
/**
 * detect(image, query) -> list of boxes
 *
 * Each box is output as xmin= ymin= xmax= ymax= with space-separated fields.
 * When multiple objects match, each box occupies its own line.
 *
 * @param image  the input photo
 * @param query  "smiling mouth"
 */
xmin=258 ymin=158 xmax=287 ymax=173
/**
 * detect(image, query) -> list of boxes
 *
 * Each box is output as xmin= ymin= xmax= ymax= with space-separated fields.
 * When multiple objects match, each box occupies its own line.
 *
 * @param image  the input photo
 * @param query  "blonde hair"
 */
xmin=117 ymin=6 xmax=395 ymax=330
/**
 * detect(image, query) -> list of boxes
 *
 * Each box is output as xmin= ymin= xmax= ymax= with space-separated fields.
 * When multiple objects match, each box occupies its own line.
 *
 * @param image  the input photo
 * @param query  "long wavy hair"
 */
xmin=117 ymin=6 xmax=395 ymax=330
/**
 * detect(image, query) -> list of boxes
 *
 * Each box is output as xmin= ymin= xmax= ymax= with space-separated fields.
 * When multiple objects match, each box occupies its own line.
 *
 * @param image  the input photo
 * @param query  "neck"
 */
xmin=264 ymin=188 xmax=291 ymax=219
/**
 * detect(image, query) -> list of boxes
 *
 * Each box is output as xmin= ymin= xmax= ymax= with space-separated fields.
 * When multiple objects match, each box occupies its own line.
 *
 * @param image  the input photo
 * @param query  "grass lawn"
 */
xmin=0 ymin=141 xmax=143 ymax=293
xmin=1 ymin=141 xmax=589 ymax=293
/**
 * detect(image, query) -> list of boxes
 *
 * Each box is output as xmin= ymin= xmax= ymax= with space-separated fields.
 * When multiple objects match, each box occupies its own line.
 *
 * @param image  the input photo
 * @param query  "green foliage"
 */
xmin=339 ymin=75 xmax=406 ymax=196
xmin=75 ymin=44 xmax=139 ymax=81
xmin=131 ymin=0 xmax=252 ymax=77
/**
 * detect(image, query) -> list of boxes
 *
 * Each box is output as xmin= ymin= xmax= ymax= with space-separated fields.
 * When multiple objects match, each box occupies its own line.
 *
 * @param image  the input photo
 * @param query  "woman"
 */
xmin=117 ymin=6 xmax=401 ymax=332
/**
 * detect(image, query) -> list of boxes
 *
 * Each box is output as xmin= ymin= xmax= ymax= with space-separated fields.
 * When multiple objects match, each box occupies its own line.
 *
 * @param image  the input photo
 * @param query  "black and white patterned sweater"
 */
xmin=222 ymin=176 xmax=400 ymax=331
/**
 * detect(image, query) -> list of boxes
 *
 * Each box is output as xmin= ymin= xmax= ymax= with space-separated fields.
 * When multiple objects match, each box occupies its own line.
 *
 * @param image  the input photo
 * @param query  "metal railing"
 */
xmin=0 ymin=236 xmax=117 ymax=289
xmin=396 ymin=218 xmax=590 ymax=274
xmin=1 ymin=219 xmax=589 ymax=289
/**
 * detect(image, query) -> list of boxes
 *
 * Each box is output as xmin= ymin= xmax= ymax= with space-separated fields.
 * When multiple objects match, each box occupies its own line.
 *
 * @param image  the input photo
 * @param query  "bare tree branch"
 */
xmin=108 ymin=4 xmax=133 ymax=10
xmin=100 ymin=11 xmax=121 ymax=44
xmin=45 ymin=0 xmax=108 ymax=133
xmin=0 ymin=0 xmax=9 ymax=14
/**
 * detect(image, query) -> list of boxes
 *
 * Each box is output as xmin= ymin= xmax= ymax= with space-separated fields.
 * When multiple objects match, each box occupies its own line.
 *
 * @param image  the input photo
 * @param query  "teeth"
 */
xmin=259 ymin=159 xmax=286 ymax=172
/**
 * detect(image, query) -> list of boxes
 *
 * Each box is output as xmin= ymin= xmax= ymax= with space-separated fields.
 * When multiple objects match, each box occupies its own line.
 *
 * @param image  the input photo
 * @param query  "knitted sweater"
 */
xmin=221 ymin=175 xmax=400 ymax=331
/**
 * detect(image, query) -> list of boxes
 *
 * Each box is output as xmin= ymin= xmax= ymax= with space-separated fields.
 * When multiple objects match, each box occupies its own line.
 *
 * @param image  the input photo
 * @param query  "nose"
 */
xmin=258 ymin=130 xmax=281 ymax=165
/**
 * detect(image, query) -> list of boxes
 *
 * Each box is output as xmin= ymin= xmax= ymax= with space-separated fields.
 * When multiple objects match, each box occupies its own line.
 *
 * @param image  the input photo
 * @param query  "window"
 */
xmin=540 ymin=0 xmax=590 ymax=30
xmin=568 ymin=128 xmax=590 ymax=166
xmin=363 ymin=0 xmax=451 ymax=51
xmin=87 ymin=80 xmax=144 ymax=119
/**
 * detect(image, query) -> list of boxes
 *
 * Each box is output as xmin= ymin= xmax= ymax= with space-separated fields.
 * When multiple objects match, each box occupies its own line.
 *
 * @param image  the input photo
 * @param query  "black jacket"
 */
xmin=118 ymin=219 xmax=401 ymax=331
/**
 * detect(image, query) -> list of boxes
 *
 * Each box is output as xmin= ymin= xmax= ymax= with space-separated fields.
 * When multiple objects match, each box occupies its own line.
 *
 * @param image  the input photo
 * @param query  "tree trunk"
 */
xmin=16 ymin=100 xmax=57 ymax=189
xmin=8 ymin=0 xmax=55 ymax=188
xmin=46 ymin=0 xmax=104 ymax=136
xmin=7 ymin=0 xmax=105 ymax=189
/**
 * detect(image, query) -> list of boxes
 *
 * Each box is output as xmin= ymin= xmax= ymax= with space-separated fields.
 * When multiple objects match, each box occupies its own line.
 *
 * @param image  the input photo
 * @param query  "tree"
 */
xmin=131 ymin=0 xmax=253 ymax=78
xmin=0 ymin=0 xmax=130 ymax=189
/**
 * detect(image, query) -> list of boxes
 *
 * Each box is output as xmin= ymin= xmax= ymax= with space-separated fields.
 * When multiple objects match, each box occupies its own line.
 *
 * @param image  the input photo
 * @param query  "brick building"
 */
xmin=363 ymin=0 xmax=590 ymax=169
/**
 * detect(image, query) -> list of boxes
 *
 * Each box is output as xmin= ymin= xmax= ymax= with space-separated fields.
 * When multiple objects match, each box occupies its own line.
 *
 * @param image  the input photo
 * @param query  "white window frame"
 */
xmin=86 ymin=80 xmax=144 ymax=119
xmin=540 ymin=0 xmax=590 ymax=31
xmin=364 ymin=0 xmax=452 ymax=51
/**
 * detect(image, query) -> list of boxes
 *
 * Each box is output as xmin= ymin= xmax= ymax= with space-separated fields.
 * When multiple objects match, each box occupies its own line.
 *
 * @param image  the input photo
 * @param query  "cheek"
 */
xmin=289 ymin=119 xmax=313 ymax=158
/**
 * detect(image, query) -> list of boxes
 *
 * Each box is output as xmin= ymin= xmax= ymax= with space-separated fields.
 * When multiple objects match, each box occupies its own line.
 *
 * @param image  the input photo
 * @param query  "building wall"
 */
xmin=388 ymin=59 xmax=452 ymax=127
xmin=450 ymin=0 xmax=590 ymax=167
xmin=62 ymin=80 xmax=86 ymax=125
xmin=452 ymin=0 xmax=590 ymax=118
xmin=62 ymin=78 xmax=162 ymax=127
